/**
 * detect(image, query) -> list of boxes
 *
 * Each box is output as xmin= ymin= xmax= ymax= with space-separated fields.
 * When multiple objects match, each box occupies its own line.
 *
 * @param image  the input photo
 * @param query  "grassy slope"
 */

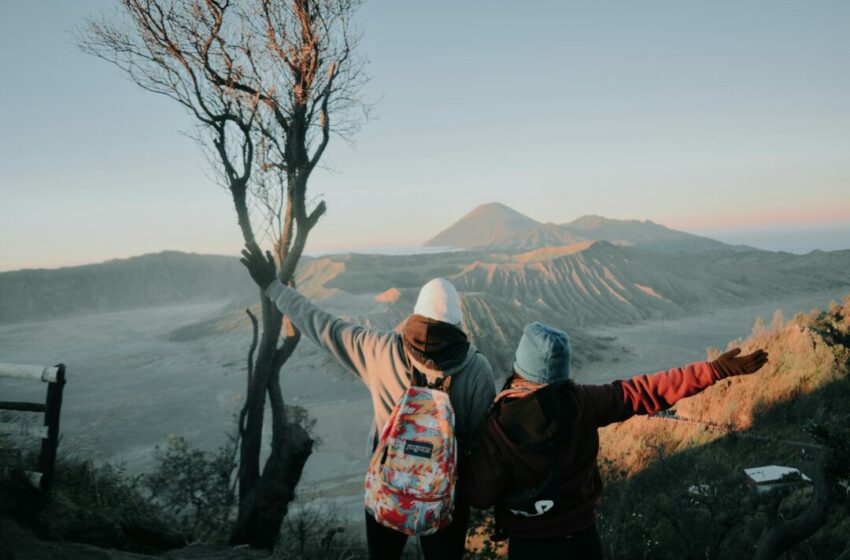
xmin=596 ymin=296 xmax=850 ymax=559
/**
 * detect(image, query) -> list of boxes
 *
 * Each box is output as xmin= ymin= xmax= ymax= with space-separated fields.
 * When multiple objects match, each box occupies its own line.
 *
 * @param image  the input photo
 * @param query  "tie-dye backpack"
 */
xmin=364 ymin=371 xmax=457 ymax=536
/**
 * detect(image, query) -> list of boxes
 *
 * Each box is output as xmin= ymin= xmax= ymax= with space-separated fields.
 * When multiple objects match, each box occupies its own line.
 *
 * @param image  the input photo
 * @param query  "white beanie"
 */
xmin=414 ymin=278 xmax=463 ymax=325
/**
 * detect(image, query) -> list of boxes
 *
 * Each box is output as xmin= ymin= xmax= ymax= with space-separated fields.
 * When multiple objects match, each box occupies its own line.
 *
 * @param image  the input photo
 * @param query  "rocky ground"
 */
xmin=0 ymin=516 xmax=274 ymax=560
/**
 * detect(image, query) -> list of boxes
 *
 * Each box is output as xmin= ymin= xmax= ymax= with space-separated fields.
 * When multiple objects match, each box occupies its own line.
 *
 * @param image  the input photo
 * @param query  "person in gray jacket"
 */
xmin=240 ymin=245 xmax=496 ymax=560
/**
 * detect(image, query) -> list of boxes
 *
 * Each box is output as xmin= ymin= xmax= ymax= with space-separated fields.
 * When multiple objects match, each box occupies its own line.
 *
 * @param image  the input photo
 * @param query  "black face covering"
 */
xmin=402 ymin=314 xmax=470 ymax=372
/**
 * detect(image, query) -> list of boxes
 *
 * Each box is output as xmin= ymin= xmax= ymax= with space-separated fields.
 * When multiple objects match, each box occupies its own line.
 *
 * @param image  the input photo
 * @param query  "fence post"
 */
xmin=36 ymin=363 xmax=66 ymax=493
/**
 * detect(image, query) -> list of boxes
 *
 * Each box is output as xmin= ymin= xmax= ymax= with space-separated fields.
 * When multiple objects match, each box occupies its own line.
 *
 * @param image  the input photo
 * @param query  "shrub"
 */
xmin=142 ymin=434 xmax=237 ymax=543
xmin=273 ymin=497 xmax=366 ymax=560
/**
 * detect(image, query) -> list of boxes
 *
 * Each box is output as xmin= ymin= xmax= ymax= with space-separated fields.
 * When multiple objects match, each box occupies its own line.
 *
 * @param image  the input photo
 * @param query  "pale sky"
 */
xmin=2 ymin=1 xmax=849 ymax=270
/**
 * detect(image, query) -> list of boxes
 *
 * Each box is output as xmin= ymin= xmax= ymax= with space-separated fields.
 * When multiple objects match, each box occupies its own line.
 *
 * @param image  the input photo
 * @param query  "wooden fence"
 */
xmin=0 ymin=362 xmax=66 ymax=492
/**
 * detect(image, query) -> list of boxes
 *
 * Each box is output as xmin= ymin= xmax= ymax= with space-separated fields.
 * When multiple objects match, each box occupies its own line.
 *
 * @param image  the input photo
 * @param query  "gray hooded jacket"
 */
xmin=266 ymin=282 xmax=497 ymax=453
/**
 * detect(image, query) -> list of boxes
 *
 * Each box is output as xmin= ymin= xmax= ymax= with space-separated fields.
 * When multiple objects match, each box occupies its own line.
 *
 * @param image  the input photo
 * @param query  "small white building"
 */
xmin=744 ymin=465 xmax=811 ymax=494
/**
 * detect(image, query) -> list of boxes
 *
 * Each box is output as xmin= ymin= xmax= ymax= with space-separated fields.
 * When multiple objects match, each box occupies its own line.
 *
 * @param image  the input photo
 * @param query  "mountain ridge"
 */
xmin=426 ymin=202 xmax=746 ymax=253
xmin=0 ymin=251 xmax=251 ymax=324
xmin=172 ymin=242 xmax=850 ymax=372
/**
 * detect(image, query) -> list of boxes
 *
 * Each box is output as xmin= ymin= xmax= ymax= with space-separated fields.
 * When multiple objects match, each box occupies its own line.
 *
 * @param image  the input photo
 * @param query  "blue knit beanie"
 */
xmin=513 ymin=322 xmax=571 ymax=384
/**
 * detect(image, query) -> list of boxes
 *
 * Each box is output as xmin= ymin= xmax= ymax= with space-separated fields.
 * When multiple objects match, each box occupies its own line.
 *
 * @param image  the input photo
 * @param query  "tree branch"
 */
xmin=239 ymin=307 xmax=260 ymax=438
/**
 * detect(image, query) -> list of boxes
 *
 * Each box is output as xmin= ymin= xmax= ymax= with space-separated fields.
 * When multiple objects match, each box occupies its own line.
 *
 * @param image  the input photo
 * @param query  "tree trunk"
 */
xmin=230 ymin=297 xmax=279 ymax=545
xmin=230 ymin=292 xmax=315 ymax=548
xmin=230 ymin=420 xmax=313 ymax=548
xmin=247 ymin=421 xmax=314 ymax=548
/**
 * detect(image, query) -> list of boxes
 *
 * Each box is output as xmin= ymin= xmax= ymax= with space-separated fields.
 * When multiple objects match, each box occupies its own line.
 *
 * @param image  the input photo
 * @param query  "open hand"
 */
xmin=711 ymin=347 xmax=769 ymax=378
xmin=240 ymin=243 xmax=277 ymax=290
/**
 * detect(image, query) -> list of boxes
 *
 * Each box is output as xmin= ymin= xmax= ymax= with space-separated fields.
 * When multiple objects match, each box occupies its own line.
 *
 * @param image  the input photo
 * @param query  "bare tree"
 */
xmin=81 ymin=0 xmax=366 ymax=548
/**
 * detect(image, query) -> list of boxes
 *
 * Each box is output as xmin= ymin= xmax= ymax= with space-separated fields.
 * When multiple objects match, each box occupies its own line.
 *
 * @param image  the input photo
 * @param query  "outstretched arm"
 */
xmin=240 ymin=244 xmax=394 ymax=383
xmin=584 ymin=348 xmax=768 ymax=427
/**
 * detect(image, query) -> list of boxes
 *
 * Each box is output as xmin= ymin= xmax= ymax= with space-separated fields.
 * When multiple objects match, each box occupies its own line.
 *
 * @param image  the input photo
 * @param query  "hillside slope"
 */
xmin=450 ymin=242 xmax=850 ymax=327
xmin=182 ymin=243 xmax=850 ymax=374
xmin=595 ymin=296 xmax=850 ymax=559
xmin=0 ymin=252 xmax=250 ymax=324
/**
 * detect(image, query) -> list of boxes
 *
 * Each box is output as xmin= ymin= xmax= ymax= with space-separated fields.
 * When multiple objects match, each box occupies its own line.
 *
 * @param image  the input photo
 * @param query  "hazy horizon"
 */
xmin=2 ymin=219 xmax=850 ymax=273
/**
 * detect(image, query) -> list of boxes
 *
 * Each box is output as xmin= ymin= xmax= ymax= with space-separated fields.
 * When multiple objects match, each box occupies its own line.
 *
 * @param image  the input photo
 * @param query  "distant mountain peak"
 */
xmin=424 ymin=203 xmax=541 ymax=249
xmin=462 ymin=202 xmax=539 ymax=226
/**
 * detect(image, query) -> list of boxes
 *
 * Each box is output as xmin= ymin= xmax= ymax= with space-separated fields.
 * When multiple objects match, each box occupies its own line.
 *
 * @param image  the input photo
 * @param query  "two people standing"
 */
xmin=240 ymin=245 xmax=768 ymax=559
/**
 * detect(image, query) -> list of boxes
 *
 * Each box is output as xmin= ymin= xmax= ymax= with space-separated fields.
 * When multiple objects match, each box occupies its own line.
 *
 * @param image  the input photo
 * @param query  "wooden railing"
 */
xmin=0 ymin=363 xmax=66 ymax=492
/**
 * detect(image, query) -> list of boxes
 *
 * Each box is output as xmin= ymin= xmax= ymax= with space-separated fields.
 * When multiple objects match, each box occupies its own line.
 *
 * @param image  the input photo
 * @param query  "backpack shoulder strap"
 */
xmin=413 ymin=370 xmax=451 ymax=392
xmin=430 ymin=374 xmax=451 ymax=391
xmin=402 ymin=344 xmax=425 ymax=387
xmin=403 ymin=343 xmax=452 ymax=392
